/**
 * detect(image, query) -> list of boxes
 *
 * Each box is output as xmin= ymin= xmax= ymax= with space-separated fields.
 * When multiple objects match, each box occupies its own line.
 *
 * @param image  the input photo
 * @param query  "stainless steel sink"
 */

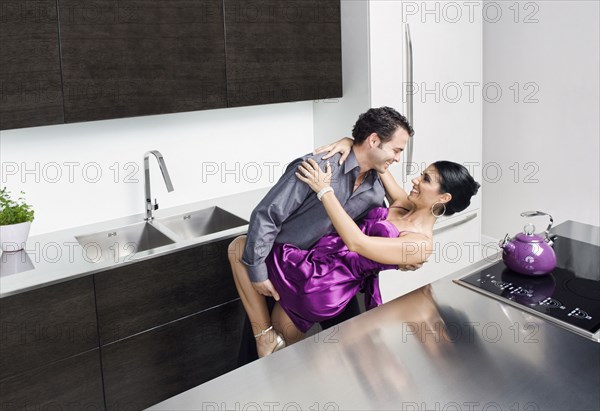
xmin=75 ymin=207 xmax=247 ymax=263
xmin=156 ymin=206 xmax=248 ymax=241
xmin=76 ymin=222 xmax=175 ymax=263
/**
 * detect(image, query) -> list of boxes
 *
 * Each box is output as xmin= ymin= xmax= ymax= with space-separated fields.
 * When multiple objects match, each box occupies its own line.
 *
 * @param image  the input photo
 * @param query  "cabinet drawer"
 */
xmin=0 ymin=276 xmax=98 ymax=380
xmin=0 ymin=349 xmax=104 ymax=410
xmin=102 ymin=299 xmax=245 ymax=410
xmin=95 ymin=238 xmax=238 ymax=344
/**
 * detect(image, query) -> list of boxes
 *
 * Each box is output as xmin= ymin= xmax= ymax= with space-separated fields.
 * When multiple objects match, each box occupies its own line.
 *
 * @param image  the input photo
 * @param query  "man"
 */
xmin=238 ymin=106 xmax=414 ymax=363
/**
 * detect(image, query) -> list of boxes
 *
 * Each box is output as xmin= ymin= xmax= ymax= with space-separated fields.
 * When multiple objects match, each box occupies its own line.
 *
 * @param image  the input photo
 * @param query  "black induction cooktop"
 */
xmin=455 ymin=235 xmax=600 ymax=341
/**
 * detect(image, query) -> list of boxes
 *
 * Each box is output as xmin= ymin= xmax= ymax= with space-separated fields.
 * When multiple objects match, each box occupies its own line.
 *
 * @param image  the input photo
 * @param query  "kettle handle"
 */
xmin=520 ymin=211 xmax=554 ymax=240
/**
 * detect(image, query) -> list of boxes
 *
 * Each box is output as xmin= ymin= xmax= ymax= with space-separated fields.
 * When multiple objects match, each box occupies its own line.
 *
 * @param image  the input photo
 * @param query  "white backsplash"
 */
xmin=0 ymin=102 xmax=314 ymax=235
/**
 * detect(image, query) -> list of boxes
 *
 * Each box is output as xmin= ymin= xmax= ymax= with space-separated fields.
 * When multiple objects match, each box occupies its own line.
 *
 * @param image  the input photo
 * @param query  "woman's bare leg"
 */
xmin=271 ymin=302 xmax=305 ymax=345
xmin=229 ymin=235 xmax=282 ymax=357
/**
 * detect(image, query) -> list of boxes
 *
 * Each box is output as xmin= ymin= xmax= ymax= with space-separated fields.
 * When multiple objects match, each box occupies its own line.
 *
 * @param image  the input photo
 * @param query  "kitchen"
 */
xmin=1 ymin=1 xmax=598 ymax=410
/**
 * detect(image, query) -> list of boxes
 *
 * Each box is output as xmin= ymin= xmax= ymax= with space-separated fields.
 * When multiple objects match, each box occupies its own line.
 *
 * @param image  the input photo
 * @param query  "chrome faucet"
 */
xmin=144 ymin=150 xmax=174 ymax=221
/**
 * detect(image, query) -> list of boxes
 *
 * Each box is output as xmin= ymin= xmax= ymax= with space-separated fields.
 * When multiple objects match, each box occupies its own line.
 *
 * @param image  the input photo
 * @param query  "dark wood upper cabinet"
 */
xmin=58 ymin=0 xmax=227 ymax=123
xmin=223 ymin=0 xmax=342 ymax=107
xmin=1 ymin=0 xmax=342 ymax=129
xmin=0 ymin=0 xmax=65 ymax=130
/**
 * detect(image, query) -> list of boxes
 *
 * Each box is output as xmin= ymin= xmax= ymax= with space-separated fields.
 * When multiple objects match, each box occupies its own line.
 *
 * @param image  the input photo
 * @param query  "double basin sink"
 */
xmin=75 ymin=207 xmax=248 ymax=263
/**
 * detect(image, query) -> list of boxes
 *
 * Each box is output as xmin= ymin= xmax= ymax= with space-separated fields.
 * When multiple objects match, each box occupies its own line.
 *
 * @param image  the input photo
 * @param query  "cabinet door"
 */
xmin=102 ymin=300 xmax=245 ymax=410
xmin=0 ymin=0 xmax=64 ymax=130
xmin=0 ymin=349 xmax=104 ymax=410
xmin=224 ymin=0 xmax=342 ymax=107
xmin=95 ymin=238 xmax=238 ymax=344
xmin=0 ymin=276 xmax=99 ymax=380
xmin=380 ymin=210 xmax=481 ymax=302
xmin=58 ymin=0 xmax=227 ymax=123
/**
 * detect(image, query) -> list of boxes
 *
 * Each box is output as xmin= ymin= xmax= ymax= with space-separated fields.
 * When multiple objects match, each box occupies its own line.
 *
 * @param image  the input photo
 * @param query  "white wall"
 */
xmin=482 ymin=0 xmax=600 ymax=239
xmin=0 ymin=103 xmax=314 ymax=235
xmin=313 ymin=0 xmax=371 ymax=147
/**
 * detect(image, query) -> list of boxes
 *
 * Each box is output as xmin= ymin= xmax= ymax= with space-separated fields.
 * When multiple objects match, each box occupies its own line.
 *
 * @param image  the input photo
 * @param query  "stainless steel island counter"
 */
xmin=150 ymin=222 xmax=600 ymax=411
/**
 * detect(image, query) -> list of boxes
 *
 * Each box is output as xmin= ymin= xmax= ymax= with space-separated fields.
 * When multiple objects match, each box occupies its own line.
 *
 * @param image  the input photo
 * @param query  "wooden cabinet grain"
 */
xmin=95 ymin=237 xmax=245 ymax=409
xmin=0 ymin=0 xmax=64 ymax=130
xmin=94 ymin=238 xmax=238 ymax=344
xmin=0 ymin=349 xmax=105 ymax=410
xmin=223 ymin=0 xmax=342 ymax=107
xmin=58 ymin=0 xmax=228 ymax=123
xmin=2 ymin=0 xmax=343 ymax=129
xmin=0 ymin=276 xmax=102 ymax=408
xmin=102 ymin=300 xmax=244 ymax=410
xmin=0 ymin=276 xmax=99 ymax=380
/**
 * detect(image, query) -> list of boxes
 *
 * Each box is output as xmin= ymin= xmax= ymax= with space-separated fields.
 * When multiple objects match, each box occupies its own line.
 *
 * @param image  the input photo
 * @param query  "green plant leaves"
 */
xmin=0 ymin=187 xmax=34 ymax=225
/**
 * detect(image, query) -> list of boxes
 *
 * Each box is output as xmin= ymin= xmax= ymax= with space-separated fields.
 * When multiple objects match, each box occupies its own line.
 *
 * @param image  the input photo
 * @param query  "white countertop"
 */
xmin=0 ymin=188 xmax=270 ymax=298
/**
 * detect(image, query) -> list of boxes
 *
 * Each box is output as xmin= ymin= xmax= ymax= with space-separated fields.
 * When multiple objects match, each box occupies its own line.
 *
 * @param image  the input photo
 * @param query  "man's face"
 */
xmin=368 ymin=127 xmax=410 ymax=173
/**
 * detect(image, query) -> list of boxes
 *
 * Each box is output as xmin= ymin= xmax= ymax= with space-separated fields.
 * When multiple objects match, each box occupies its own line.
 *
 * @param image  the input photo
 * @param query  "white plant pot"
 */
xmin=0 ymin=221 xmax=32 ymax=252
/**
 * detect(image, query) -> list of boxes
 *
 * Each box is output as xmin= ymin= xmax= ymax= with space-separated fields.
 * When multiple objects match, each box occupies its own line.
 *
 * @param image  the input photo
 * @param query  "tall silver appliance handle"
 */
xmin=403 ymin=23 xmax=414 ymax=175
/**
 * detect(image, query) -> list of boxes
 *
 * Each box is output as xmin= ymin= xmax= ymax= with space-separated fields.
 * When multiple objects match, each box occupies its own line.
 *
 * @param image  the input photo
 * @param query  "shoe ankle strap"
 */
xmin=254 ymin=325 xmax=273 ymax=339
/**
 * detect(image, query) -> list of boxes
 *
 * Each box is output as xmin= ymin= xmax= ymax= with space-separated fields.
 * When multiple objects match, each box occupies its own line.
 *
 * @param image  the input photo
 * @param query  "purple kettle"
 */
xmin=499 ymin=211 xmax=558 ymax=276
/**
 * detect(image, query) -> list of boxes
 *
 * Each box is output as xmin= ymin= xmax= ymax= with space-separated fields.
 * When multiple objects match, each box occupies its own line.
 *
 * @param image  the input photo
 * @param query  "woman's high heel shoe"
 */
xmin=271 ymin=332 xmax=286 ymax=353
xmin=255 ymin=325 xmax=286 ymax=355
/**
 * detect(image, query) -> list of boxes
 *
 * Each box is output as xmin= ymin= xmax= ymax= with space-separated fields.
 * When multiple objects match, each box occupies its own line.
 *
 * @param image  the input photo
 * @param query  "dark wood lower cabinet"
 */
xmin=0 ymin=276 xmax=99 ymax=380
xmin=95 ymin=238 xmax=238 ymax=345
xmin=101 ymin=300 xmax=245 ymax=410
xmin=1 ymin=240 xmax=245 ymax=408
xmin=0 ymin=349 xmax=105 ymax=410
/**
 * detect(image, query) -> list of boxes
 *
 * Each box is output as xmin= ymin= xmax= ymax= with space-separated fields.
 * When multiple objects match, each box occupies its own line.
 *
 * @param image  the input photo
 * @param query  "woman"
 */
xmin=228 ymin=140 xmax=480 ymax=357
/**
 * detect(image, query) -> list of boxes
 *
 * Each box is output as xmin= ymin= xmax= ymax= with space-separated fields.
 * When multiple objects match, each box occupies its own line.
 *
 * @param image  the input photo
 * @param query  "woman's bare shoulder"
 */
xmin=389 ymin=199 xmax=413 ymax=213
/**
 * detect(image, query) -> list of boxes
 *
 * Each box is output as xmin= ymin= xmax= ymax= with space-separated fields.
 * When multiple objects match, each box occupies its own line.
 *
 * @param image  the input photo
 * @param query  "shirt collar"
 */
xmin=343 ymin=150 xmax=361 ymax=174
xmin=343 ymin=150 xmax=383 ymax=189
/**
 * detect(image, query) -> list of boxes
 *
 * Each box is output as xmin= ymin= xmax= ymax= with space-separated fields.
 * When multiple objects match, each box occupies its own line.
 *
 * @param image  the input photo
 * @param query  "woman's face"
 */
xmin=408 ymin=164 xmax=451 ymax=209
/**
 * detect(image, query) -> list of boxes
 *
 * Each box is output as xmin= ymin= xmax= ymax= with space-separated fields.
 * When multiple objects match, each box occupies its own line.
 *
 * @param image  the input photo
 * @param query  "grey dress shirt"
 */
xmin=242 ymin=150 xmax=386 ymax=282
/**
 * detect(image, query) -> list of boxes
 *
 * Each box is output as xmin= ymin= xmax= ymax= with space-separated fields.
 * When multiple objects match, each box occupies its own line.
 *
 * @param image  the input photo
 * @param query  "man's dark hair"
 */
xmin=352 ymin=106 xmax=414 ymax=144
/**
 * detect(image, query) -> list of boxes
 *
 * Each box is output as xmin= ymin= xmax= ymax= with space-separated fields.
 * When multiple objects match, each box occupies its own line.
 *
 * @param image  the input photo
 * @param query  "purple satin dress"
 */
xmin=265 ymin=207 xmax=399 ymax=333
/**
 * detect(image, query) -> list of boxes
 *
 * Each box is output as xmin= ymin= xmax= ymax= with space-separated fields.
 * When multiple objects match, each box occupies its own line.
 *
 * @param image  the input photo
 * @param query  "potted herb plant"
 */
xmin=0 ymin=188 xmax=34 ymax=252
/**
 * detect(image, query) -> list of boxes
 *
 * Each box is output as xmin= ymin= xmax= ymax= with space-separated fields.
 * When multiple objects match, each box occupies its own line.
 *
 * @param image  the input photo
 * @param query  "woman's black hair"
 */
xmin=433 ymin=161 xmax=481 ymax=216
